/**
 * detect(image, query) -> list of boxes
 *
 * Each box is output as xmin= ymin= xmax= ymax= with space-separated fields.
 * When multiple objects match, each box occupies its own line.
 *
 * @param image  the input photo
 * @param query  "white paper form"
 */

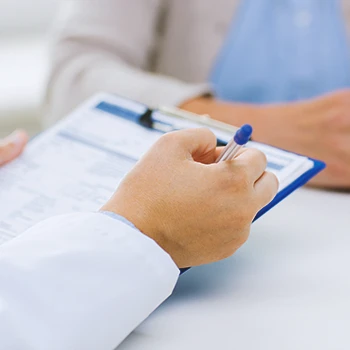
xmin=0 ymin=93 xmax=315 ymax=244
xmin=0 ymin=95 xmax=162 ymax=244
xmin=246 ymin=142 xmax=314 ymax=191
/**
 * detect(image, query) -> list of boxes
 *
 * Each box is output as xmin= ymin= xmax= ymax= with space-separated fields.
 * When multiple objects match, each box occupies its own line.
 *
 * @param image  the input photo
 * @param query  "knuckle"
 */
xmin=257 ymin=172 xmax=279 ymax=204
xmin=156 ymin=132 xmax=181 ymax=151
xmin=267 ymin=171 xmax=280 ymax=193
xmin=246 ymin=148 xmax=268 ymax=165
xmin=260 ymin=151 xmax=268 ymax=167
xmin=224 ymin=164 xmax=251 ymax=190
xmin=197 ymin=127 xmax=216 ymax=140
xmin=159 ymin=132 xmax=177 ymax=144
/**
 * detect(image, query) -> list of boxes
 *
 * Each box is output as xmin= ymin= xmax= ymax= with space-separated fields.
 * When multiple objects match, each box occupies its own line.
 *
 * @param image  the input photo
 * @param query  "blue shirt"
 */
xmin=211 ymin=0 xmax=350 ymax=104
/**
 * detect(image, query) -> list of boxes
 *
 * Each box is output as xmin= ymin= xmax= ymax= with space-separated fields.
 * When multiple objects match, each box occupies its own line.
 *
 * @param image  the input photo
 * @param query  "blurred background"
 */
xmin=0 ymin=0 xmax=59 ymax=137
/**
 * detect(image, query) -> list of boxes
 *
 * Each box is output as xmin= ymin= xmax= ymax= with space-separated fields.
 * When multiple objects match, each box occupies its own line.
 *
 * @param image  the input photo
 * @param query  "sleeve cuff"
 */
xmin=100 ymin=211 xmax=138 ymax=230
xmin=97 ymin=212 xmax=180 ymax=275
xmin=100 ymin=211 xmax=189 ymax=275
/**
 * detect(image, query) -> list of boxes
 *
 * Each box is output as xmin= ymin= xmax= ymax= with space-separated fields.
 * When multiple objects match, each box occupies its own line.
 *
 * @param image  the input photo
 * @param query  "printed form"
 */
xmin=0 ymin=94 xmax=314 ymax=245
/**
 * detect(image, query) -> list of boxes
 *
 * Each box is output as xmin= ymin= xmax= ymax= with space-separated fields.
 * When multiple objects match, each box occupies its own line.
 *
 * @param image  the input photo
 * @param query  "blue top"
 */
xmin=211 ymin=0 xmax=350 ymax=104
xmin=234 ymin=124 xmax=253 ymax=145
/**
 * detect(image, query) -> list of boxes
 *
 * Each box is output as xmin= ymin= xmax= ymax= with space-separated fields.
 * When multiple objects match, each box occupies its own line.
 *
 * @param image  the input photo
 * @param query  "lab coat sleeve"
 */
xmin=0 ymin=212 xmax=179 ymax=350
xmin=45 ymin=0 xmax=211 ymax=125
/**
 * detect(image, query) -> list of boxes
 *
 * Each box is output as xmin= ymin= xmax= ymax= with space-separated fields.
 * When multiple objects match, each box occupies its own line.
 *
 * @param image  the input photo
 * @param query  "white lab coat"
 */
xmin=0 ymin=213 xmax=179 ymax=350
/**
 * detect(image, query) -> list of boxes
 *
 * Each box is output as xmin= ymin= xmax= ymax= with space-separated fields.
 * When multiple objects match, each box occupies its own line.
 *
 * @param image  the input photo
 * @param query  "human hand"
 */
xmin=181 ymin=90 xmax=350 ymax=189
xmin=0 ymin=130 xmax=28 ymax=166
xmin=256 ymin=90 xmax=350 ymax=189
xmin=101 ymin=128 xmax=278 ymax=268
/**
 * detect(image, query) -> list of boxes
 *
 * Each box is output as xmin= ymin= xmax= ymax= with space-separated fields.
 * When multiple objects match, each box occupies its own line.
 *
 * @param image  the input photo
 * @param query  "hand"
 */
xmin=181 ymin=90 xmax=350 ymax=189
xmin=260 ymin=90 xmax=350 ymax=189
xmin=102 ymin=129 xmax=278 ymax=268
xmin=0 ymin=130 xmax=28 ymax=166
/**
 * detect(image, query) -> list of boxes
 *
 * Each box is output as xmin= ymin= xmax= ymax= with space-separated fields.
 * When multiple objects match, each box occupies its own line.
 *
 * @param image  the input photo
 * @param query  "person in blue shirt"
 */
xmin=48 ymin=0 xmax=350 ymax=189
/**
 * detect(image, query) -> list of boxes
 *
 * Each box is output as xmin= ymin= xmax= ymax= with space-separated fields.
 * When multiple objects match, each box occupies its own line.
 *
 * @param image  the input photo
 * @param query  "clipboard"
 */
xmin=0 ymin=92 xmax=326 ymax=271
xmin=92 ymin=94 xmax=326 ymax=275
xmin=95 ymin=95 xmax=326 ymax=222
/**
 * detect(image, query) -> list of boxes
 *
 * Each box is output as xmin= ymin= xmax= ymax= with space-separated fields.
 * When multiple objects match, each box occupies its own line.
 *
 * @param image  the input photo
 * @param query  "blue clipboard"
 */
xmin=95 ymin=99 xmax=326 ymax=212
xmin=94 ymin=97 xmax=326 ymax=273
xmin=95 ymin=99 xmax=326 ymax=222
xmin=254 ymin=157 xmax=325 ymax=221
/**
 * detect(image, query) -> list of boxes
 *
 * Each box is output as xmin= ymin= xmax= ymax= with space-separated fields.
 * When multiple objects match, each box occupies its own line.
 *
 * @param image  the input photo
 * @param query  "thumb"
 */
xmin=169 ymin=128 xmax=218 ymax=164
xmin=0 ymin=130 xmax=28 ymax=166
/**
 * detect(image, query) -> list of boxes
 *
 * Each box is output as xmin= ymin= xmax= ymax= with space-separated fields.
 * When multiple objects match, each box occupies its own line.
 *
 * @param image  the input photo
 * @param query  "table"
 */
xmin=119 ymin=188 xmax=350 ymax=350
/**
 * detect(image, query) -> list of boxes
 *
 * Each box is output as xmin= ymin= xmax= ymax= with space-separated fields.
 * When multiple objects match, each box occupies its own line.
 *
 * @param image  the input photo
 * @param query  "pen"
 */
xmin=215 ymin=124 xmax=253 ymax=163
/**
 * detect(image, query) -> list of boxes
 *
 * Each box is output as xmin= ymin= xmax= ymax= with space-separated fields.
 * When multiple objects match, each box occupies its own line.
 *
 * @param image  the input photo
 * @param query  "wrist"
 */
xmin=179 ymin=96 xmax=215 ymax=115
xmin=251 ymin=103 xmax=306 ymax=149
xmin=101 ymin=201 xmax=183 ymax=268
xmin=181 ymin=96 xmax=264 ymax=127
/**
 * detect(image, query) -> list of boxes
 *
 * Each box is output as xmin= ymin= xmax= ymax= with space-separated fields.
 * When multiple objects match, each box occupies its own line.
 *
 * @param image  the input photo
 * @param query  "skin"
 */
xmin=102 ymin=128 xmax=278 ymax=268
xmin=0 ymin=130 xmax=28 ymax=166
xmin=2 ymin=127 xmax=277 ymax=268
xmin=181 ymin=90 xmax=350 ymax=189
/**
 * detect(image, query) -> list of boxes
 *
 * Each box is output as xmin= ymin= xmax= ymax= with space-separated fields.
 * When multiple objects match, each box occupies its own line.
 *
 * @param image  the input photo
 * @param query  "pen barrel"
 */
xmin=216 ymin=140 xmax=241 ymax=163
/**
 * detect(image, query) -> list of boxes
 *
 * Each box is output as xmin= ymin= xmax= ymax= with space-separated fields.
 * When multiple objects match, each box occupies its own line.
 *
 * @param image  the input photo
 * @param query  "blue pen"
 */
xmin=216 ymin=124 xmax=253 ymax=163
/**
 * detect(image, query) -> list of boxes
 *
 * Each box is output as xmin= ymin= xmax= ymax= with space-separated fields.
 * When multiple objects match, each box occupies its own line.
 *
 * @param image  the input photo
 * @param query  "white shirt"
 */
xmin=0 ymin=212 xmax=179 ymax=350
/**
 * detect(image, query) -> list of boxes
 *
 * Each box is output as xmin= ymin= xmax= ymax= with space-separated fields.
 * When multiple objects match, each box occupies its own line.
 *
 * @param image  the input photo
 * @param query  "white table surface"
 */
xmin=119 ymin=188 xmax=350 ymax=350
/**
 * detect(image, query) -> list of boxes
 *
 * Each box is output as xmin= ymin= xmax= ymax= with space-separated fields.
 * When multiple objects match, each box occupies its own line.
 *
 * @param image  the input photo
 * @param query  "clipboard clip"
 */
xmin=95 ymin=98 xmax=238 ymax=146
xmin=140 ymin=106 xmax=238 ymax=141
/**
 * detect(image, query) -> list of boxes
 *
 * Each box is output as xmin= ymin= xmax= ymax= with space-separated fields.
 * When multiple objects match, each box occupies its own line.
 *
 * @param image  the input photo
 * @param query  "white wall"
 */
xmin=0 ymin=0 xmax=59 ymax=33
xmin=0 ymin=0 xmax=60 ymax=136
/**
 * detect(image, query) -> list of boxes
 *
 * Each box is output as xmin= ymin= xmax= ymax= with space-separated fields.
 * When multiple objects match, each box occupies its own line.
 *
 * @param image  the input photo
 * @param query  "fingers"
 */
xmin=254 ymin=171 xmax=279 ymax=207
xmin=214 ymin=147 xmax=278 ymax=208
xmin=232 ymin=148 xmax=268 ymax=183
xmin=160 ymin=128 xmax=218 ymax=164
xmin=214 ymin=146 xmax=225 ymax=160
xmin=0 ymin=130 xmax=28 ymax=166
